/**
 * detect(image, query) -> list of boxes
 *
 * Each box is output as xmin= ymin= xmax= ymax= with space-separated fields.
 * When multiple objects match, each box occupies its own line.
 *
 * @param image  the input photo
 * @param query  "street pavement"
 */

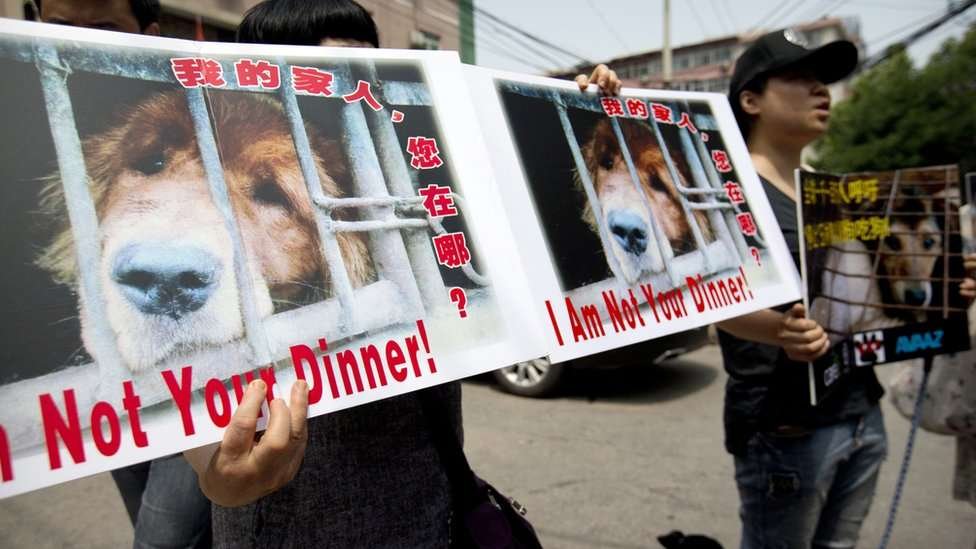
xmin=1 ymin=344 xmax=973 ymax=548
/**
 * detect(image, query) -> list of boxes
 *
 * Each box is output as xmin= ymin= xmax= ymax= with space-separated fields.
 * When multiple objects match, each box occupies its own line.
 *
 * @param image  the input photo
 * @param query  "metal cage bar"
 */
xmin=642 ymin=113 xmax=712 ymax=274
xmin=277 ymin=58 xmax=360 ymax=335
xmin=675 ymin=124 xmax=739 ymax=262
xmin=335 ymin=63 xmax=426 ymax=320
xmin=688 ymin=117 xmax=756 ymax=254
xmin=185 ymin=88 xmax=272 ymax=365
xmin=552 ymin=99 xmax=629 ymax=282
xmin=359 ymin=62 xmax=450 ymax=312
xmin=609 ymin=116 xmax=681 ymax=285
xmin=34 ymin=41 xmax=128 ymax=393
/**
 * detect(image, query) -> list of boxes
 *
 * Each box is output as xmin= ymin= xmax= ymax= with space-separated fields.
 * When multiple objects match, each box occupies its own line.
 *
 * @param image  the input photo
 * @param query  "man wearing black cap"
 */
xmin=716 ymin=30 xmax=886 ymax=548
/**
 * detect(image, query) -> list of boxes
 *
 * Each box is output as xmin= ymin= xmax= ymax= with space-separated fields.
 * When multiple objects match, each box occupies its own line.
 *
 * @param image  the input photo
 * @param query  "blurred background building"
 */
xmin=552 ymin=16 xmax=863 ymax=94
xmin=1 ymin=0 xmax=476 ymax=61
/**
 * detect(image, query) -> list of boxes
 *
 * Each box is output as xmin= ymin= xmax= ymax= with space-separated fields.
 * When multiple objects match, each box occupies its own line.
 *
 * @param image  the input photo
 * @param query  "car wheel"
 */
xmin=492 ymin=358 xmax=564 ymax=397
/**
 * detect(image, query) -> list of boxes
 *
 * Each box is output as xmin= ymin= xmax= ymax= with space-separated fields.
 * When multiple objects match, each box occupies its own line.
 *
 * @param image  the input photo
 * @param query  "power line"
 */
xmin=861 ymin=0 xmax=976 ymax=69
xmin=709 ymin=0 xmax=731 ymax=34
xmin=688 ymin=0 xmax=712 ymax=38
xmin=811 ymin=0 xmax=853 ymax=22
xmin=848 ymin=0 xmax=933 ymax=11
xmin=760 ymin=0 xmax=808 ymax=33
xmin=749 ymin=0 xmax=798 ymax=33
xmin=478 ymin=15 xmax=573 ymax=69
xmin=722 ymin=0 xmax=741 ymax=34
xmin=864 ymin=9 xmax=945 ymax=48
xmin=473 ymin=5 xmax=593 ymax=65
xmin=585 ymin=0 xmax=630 ymax=53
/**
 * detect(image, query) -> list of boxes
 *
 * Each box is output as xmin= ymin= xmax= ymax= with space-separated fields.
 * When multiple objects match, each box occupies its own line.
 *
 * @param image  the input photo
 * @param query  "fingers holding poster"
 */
xmin=0 ymin=21 xmax=543 ymax=498
xmin=797 ymin=166 xmax=972 ymax=403
xmin=466 ymin=68 xmax=801 ymax=361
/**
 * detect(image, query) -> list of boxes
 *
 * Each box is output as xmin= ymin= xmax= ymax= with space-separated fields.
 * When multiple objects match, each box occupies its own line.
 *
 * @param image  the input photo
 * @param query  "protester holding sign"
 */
xmin=33 ymin=1 xmax=214 ymax=548
xmin=717 ymin=30 xmax=886 ymax=548
xmin=180 ymin=1 xmax=618 ymax=546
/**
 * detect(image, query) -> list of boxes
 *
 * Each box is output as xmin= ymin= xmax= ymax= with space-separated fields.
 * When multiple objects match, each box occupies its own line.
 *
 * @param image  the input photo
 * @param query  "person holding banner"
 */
xmin=179 ymin=1 xmax=619 ymax=547
xmin=717 ymin=30 xmax=884 ymax=549
xmin=33 ymin=1 xmax=214 ymax=548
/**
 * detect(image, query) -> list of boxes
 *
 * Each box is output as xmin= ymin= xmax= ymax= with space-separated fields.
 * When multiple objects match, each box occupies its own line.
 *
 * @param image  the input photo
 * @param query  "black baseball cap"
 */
xmin=728 ymin=28 xmax=859 ymax=102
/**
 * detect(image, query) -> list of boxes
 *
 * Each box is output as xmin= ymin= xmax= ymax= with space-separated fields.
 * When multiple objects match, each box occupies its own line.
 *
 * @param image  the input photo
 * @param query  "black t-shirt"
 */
xmin=718 ymin=176 xmax=884 ymax=455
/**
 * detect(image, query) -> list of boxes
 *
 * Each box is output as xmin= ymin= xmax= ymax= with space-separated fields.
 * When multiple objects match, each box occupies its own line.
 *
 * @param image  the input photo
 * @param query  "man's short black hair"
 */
xmin=237 ymin=0 xmax=379 ymax=48
xmin=34 ymin=0 xmax=161 ymax=31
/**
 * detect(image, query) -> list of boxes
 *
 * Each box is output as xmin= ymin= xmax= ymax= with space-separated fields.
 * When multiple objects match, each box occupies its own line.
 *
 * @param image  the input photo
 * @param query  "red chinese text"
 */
xmin=677 ymin=112 xmax=698 ymax=133
xmin=342 ymin=80 xmax=383 ymax=111
xmin=418 ymin=184 xmax=458 ymax=217
xmin=736 ymin=213 xmax=758 ymax=237
xmin=712 ymin=150 xmax=733 ymax=173
xmin=433 ymin=232 xmax=471 ymax=268
xmin=626 ymin=99 xmax=648 ymax=119
xmin=234 ymin=59 xmax=280 ymax=89
xmin=291 ymin=66 xmax=335 ymax=96
xmin=723 ymin=182 xmax=745 ymax=204
xmin=171 ymin=57 xmax=225 ymax=88
xmin=651 ymin=103 xmax=674 ymax=124
xmin=601 ymin=97 xmax=624 ymax=117
xmin=406 ymin=136 xmax=444 ymax=170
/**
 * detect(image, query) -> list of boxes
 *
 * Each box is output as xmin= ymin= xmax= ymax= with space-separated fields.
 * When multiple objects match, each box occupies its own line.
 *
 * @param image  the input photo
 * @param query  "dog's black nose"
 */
xmin=608 ymin=210 xmax=649 ymax=256
xmin=903 ymin=287 xmax=928 ymax=306
xmin=111 ymin=244 xmax=221 ymax=319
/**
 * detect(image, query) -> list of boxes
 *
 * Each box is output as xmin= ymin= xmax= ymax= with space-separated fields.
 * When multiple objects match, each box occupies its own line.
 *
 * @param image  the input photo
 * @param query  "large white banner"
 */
xmin=466 ymin=68 xmax=802 ymax=363
xmin=0 ymin=20 xmax=799 ymax=497
xmin=0 ymin=20 xmax=544 ymax=498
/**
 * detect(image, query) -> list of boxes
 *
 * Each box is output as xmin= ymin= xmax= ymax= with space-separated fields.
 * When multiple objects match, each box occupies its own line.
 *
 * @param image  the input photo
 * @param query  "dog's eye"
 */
xmin=253 ymin=177 xmax=290 ymax=209
xmin=922 ymin=237 xmax=936 ymax=249
xmin=599 ymin=155 xmax=615 ymax=170
xmin=883 ymin=235 xmax=901 ymax=251
xmin=132 ymin=149 xmax=166 ymax=176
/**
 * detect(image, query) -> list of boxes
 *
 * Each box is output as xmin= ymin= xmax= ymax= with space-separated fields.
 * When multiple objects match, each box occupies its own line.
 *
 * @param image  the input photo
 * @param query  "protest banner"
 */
xmin=0 ymin=20 xmax=802 ymax=497
xmin=0 ymin=20 xmax=545 ymax=498
xmin=797 ymin=166 xmax=971 ymax=404
xmin=465 ymin=68 xmax=802 ymax=363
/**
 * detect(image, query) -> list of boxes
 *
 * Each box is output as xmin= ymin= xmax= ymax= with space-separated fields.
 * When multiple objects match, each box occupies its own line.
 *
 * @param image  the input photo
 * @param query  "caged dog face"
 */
xmin=37 ymin=91 xmax=373 ymax=372
xmin=877 ymin=191 xmax=944 ymax=311
xmin=579 ymin=118 xmax=712 ymax=283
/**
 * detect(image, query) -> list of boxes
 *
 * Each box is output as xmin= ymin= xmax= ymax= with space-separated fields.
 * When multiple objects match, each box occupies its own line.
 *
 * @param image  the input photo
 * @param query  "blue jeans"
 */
xmin=111 ymin=454 xmax=212 ymax=549
xmin=734 ymin=404 xmax=887 ymax=549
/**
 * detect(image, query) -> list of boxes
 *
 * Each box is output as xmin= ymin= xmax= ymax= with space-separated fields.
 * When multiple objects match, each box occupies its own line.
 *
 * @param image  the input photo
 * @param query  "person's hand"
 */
xmin=189 ymin=379 xmax=309 ymax=507
xmin=960 ymin=253 xmax=976 ymax=303
xmin=575 ymin=64 xmax=621 ymax=96
xmin=778 ymin=303 xmax=830 ymax=362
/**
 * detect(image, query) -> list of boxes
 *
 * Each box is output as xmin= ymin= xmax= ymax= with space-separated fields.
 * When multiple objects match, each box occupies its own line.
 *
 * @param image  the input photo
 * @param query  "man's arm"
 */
xmin=716 ymin=303 xmax=830 ymax=363
xmin=184 ymin=379 xmax=309 ymax=507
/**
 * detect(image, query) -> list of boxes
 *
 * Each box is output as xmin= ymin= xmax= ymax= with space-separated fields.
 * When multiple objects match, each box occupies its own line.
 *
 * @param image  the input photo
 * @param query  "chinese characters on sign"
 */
xmin=802 ymin=177 xmax=880 ymax=205
xmin=802 ymin=217 xmax=891 ymax=249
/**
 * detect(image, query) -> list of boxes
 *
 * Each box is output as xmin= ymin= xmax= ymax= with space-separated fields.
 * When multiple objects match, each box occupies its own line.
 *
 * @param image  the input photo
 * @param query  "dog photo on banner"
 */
xmin=797 ymin=166 xmax=972 ymax=404
xmin=0 ymin=19 xmax=544 ymax=498
xmin=465 ymin=67 xmax=802 ymax=363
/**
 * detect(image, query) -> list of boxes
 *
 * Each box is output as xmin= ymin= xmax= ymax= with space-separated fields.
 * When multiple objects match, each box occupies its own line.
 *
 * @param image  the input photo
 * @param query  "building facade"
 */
xmin=556 ymin=17 xmax=863 ymax=94
xmin=2 ymin=0 xmax=465 ymax=51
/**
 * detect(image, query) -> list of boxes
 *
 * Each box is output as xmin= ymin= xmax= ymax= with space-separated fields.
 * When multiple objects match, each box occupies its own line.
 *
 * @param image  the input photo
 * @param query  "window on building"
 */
xmin=410 ymin=30 xmax=440 ymax=50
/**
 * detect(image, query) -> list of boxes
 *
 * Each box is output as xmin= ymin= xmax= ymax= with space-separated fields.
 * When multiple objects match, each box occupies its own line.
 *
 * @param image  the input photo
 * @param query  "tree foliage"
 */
xmin=814 ymin=24 xmax=976 ymax=175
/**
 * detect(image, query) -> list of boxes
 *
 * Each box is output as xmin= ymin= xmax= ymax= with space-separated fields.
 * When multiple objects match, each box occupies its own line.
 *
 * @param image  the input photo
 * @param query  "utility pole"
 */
xmin=459 ymin=0 xmax=476 ymax=64
xmin=662 ymin=0 xmax=672 ymax=88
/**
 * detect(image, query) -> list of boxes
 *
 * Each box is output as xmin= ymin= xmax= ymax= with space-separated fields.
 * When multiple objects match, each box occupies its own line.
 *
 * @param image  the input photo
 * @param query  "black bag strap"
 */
xmin=417 ymin=387 xmax=482 ymax=511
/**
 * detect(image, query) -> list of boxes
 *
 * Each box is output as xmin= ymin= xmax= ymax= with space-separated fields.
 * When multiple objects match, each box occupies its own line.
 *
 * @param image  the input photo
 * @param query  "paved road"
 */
xmin=1 ymin=344 xmax=973 ymax=548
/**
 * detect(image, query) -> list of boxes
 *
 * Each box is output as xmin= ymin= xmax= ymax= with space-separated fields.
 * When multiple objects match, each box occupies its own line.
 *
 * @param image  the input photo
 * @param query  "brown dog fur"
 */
xmin=37 ymin=91 xmax=372 ymax=370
